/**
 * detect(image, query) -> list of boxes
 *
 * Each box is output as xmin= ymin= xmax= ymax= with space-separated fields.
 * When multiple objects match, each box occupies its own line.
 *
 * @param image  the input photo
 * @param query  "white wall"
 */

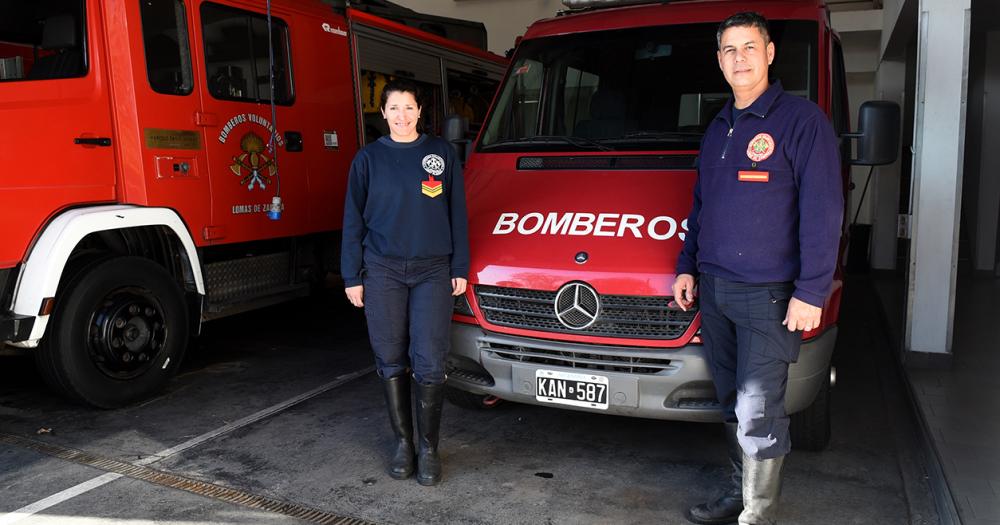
xmin=904 ymin=0 xmax=971 ymax=355
xmin=870 ymin=58 xmax=906 ymax=270
xmin=391 ymin=0 xmax=565 ymax=55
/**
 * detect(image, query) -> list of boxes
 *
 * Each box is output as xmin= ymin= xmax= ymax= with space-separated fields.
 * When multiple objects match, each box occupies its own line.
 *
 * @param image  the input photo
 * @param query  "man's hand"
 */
xmin=452 ymin=277 xmax=468 ymax=296
xmin=345 ymin=285 xmax=364 ymax=308
xmin=671 ymin=274 xmax=696 ymax=311
xmin=783 ymin=297 xmax=821 ymax=332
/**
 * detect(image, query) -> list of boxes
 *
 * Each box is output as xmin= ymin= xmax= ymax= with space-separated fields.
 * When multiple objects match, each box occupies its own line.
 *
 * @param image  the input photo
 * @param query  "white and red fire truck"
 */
xmin=0 ymin=0 xmax=505 ymax=407
xmin=445 ymin=0 xmax=898 ymax=450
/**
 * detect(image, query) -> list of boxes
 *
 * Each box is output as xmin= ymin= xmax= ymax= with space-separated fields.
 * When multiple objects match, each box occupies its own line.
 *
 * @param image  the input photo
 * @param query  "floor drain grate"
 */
xmin=0 ymin=432 xmax=372 ymax=525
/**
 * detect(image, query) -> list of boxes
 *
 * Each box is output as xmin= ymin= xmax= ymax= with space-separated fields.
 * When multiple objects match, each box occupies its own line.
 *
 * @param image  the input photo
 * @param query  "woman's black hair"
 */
xmin=380 ymin=78 xmax=422 ymax=110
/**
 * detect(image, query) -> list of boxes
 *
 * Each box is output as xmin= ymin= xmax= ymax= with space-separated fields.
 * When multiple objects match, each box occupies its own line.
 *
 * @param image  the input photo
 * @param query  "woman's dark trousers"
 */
xmin=364 ymin=253 xmax=452 ymax=485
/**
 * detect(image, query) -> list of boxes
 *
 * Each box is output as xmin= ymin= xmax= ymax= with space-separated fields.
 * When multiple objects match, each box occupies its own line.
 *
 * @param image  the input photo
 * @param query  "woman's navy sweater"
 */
xmin=341 ymin=134 xmax=470 ymax=287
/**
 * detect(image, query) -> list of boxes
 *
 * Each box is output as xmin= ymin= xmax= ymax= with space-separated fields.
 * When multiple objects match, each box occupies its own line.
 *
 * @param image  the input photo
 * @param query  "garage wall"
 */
xmin=390 ymin=0 xmax=564 ymax=55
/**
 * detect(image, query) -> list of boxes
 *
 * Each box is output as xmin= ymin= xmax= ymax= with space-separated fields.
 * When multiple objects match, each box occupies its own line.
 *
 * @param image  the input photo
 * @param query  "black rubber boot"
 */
xmin=686 ymin=422 xmax=744 ymax=524
xmin=381 ymin=375 xmax=414 ymax=480
xmin=738 ymin=454 xmax=785 ymax=525
xmin=415 ymin=381 xmax=445 ymax=486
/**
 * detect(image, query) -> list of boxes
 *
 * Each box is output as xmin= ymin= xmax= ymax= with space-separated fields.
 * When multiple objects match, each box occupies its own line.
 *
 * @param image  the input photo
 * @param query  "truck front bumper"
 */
xmin=447 ymin=322 xmax=836 ymax=422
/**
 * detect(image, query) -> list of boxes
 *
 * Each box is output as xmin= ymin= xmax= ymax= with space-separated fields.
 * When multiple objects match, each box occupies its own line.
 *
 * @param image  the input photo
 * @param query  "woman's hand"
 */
xmin=345 ymin=285 xmax=364 ymax=307
xmin=451 ymin=277 xmax=467 ymax=297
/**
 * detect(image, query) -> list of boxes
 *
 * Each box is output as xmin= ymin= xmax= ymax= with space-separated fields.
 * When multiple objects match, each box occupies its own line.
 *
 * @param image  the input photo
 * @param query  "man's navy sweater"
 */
xmin=676 ymin=82 xmax=844 ymax=308
xmin=341 ymin=134 xmax=469 ymax=287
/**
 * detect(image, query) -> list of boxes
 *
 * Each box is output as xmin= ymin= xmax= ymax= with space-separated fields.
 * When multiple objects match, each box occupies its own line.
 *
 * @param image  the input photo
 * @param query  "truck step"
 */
xmin=202 ymin=253 xmax=309 ymax=320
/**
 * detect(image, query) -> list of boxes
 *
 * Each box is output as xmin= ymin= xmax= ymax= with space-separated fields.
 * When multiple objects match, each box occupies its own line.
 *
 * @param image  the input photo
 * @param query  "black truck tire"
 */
xmin=790 ymin=368 xmax=832 ymax=451
xmin=35 ymin=256 xmax=189 ymax=408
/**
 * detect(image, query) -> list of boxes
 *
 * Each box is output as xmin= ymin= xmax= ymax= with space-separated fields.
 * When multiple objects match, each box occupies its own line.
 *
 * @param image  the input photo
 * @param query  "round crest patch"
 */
xmin=746 ymin=133 xmax=775 ymax=162
xmin=422 ymin=154 xmax=445 ymax=176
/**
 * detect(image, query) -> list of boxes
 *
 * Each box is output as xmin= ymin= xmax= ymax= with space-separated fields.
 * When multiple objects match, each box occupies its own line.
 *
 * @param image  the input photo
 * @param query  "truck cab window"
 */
xmin=564 ymin=66 xmax=607 ymax=138
xmin=200 ymin=2 xmax=293 ymax=104
xmin=480 ymin=20 xmax=818 ymax=152
xmin=446 ymin=69 xmax=498 ymax=135
xmin=0 ymin=2 xmax=87 ymax=82
xmin=141 ymin=0 xmax=193 ymax=95
xmin=480 ymin=58 xmax=543 ymax=146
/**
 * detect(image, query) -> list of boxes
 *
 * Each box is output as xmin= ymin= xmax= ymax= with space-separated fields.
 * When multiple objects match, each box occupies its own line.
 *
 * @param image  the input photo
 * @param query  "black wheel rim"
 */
xmin=87 ymin=286 xmax=169 ymax=380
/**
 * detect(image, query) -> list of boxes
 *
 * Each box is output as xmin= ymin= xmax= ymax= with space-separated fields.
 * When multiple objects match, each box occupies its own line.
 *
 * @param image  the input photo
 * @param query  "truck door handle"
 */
xmin=75 ymin=137 xmax=112 ymax=147
xmin=285 ymin=131 xmax=303 ymax=152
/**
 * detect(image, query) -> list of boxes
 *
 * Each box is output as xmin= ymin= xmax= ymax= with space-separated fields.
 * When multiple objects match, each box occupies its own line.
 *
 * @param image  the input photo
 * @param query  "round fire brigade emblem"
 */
xmin=422 ymin=154 xmax=445 ymax=177
xmin=553 ymin=282 xmax=600 ymax=330
xmin=746 ymin=132 xmax=775 ymax=162
xmin=230 ymin=132 xmax=276 ymax=190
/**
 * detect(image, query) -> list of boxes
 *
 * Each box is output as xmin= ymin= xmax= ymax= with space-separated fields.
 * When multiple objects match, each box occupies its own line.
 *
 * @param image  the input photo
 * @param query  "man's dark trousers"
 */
xmin=698 ymin=273 xmax=803 ymax=460
xmin=362 ymin=252 xmax=453 ymax=384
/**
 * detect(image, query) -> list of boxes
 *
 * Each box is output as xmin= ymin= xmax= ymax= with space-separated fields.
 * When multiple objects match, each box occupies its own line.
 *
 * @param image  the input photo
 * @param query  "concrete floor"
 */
xmin=875 ymin=271 xmax=1000 ymax=525
xmin=0 ymin=281 xmax=932 ymax=524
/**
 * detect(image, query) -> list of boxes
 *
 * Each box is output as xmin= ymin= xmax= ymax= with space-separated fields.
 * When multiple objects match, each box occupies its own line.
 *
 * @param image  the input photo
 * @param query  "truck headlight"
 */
xmin=454 ymin=293 xmax=474 ymax=317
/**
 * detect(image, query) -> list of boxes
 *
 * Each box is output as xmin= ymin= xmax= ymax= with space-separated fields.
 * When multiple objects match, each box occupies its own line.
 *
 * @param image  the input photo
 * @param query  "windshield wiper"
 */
xmin=482 ymin=134 xmax=613 ymax=151
xmin=601 ymin=130 xmax=704 ymax=143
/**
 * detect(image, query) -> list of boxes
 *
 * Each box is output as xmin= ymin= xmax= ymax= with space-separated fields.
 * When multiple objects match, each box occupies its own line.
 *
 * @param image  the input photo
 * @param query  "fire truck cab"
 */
xmin=446 ymin=0 xmax=898 ymax=450
xmin=0 ymin=0 xmax=504 ymax=407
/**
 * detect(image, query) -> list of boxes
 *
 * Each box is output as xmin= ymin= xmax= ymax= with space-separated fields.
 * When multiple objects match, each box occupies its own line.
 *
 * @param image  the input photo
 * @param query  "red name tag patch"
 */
xmin=738 ymin=170 xmax=769 ymax=183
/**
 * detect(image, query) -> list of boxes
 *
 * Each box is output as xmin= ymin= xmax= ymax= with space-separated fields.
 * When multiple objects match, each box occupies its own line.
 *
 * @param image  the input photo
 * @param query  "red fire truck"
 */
xmin=0 ymin=0 xmax=505 ymax=407
xmin=445 ymin=0 xmax=898 ymax=450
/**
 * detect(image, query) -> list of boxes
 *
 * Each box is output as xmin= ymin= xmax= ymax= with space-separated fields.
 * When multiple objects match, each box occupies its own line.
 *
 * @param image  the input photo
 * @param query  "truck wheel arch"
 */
xmin=12 ymin=205 xmax=204 ymax=344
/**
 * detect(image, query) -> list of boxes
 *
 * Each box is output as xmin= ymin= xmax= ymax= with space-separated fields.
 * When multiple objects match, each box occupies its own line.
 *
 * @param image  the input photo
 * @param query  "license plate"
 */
xmin=535 ymin=369 xmax=609 ymax=410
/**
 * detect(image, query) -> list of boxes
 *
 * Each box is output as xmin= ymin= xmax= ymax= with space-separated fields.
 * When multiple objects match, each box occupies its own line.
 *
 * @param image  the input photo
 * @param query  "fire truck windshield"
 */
xmin=479 ymin=20 xmax=818 ymax=152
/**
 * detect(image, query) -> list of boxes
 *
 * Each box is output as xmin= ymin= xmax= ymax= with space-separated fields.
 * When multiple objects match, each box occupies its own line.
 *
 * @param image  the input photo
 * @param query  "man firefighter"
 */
xmin=672 ymin=11 xmax=843 ymax=525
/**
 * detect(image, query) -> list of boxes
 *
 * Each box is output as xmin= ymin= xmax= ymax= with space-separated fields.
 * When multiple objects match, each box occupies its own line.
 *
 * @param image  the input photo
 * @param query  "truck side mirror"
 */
xmin=842 ymin=101 xmax=901 ymax=166
xmin=443 ymin=114 xmax=472 ymax=165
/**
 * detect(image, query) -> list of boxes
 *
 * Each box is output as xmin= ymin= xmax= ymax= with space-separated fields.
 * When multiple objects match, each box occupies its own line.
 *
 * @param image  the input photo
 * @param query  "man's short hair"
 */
xmin=717 ymin=12 xmax=771 ymax=49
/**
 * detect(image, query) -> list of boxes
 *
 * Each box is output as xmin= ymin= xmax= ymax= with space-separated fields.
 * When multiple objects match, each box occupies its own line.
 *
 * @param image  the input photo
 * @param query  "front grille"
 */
xmin=475 ymin=285 xmax=697 ymax=340
xmin=447 ymin=367 xmax=494 ymax=386
xmin=482 ymin=338 xmax=677 ymax=375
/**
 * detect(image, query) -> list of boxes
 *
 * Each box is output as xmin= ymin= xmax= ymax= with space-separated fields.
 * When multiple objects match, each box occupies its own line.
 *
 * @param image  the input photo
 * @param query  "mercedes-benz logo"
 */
xmin=574 ymin=251 xmax=588 ymax=264
xmin=553 ymin=282 xmax=600 ymax=330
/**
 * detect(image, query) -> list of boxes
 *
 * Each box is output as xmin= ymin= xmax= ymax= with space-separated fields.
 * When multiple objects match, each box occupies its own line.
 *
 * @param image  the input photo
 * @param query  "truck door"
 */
xmin=118 ymin=0 xmax=211 ymax=234
xmin=0 ymin=0 xmax=116 ymax=265
xmin=194 ymin=1 xmax=307 ymax=244
xmin=297 ymin=10 xmax=356 ymax=233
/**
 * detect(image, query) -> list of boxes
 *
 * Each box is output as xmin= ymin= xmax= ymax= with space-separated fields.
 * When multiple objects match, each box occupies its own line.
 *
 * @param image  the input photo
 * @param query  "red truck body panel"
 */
xmin=0 ymin=0 xmax=505 ymax=267
xmin=459 ymin=0 xmax=842 ymax=346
